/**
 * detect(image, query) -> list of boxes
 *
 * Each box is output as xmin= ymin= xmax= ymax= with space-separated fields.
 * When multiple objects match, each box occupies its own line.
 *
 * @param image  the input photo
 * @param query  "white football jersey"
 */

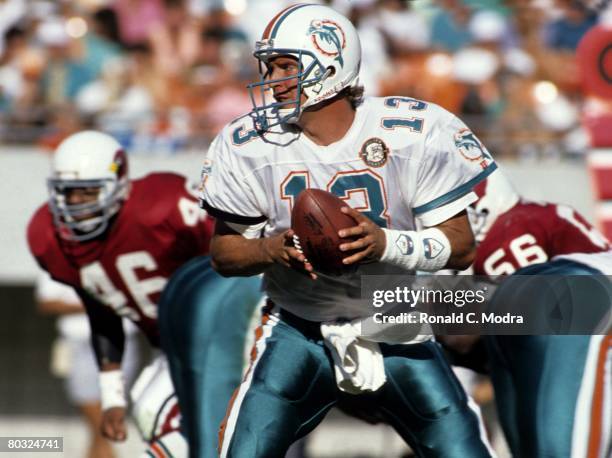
xmin=200 ymin=96 xmax=497 ymax=321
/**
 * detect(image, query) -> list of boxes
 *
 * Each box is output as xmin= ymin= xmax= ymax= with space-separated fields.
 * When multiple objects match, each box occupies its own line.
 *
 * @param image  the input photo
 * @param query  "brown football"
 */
xmin=291 ymin=189 xmax=359 ymax=275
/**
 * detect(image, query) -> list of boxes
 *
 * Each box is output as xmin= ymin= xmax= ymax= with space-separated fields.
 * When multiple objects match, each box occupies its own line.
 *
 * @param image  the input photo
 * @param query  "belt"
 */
xmin=270 ymin=301 xmax=325 ymax=340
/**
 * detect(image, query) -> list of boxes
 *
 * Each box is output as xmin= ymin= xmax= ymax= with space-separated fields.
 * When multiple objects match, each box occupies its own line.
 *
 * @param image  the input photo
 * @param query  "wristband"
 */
xmin=380 ymin=228 xmax=451 ymax=272
xmin=99 ymin=370 xmax=127 ymax=410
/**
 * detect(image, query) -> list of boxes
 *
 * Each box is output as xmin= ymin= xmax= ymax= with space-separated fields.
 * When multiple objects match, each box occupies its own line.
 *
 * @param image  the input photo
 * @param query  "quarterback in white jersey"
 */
xmin=199 ymin=3 xmax=496 ymax=457
xmin=202 ymin=96 xmax=496 ymax=322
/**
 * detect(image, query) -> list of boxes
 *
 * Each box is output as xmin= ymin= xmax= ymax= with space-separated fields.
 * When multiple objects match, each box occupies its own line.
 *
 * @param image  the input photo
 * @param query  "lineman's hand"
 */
xmin=338 ymin=207 xmax=386 ymax=265
xmin=101 ymin=406 xmax=127 ymax=441
xmin=263 ymin=230 xmax=317 ymax=280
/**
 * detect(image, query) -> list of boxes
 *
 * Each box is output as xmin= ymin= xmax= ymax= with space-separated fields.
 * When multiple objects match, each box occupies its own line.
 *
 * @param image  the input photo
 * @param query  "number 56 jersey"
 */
xmin=200 ymin=97 xmax=497 ymax=321
xmin=28 ymin=173 xmax=213 ymax=345
xmin=473 ymin=200 xmax=612 ymax=276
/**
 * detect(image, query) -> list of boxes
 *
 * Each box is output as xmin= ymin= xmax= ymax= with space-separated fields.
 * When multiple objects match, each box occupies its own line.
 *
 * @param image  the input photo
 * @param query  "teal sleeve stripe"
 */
xmin=412 ymin=162 xmax=498 ymax=215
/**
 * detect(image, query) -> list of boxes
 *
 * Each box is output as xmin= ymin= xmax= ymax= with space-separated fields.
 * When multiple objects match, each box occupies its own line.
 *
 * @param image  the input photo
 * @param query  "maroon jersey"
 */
xmin=473 ymin=201 xmax=611 ymax=276
xmin=28 ymin=172 xmax=213 ymax=344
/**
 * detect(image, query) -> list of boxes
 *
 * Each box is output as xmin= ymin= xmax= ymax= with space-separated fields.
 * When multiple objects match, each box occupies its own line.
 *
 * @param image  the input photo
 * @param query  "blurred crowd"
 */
xmin=0 ymin=0 xmax=607 ymax=157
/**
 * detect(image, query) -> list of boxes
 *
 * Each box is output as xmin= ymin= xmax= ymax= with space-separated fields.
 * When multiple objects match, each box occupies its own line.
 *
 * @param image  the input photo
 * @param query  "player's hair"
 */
xmin=343 ymin=85 xmax=365 ymax=109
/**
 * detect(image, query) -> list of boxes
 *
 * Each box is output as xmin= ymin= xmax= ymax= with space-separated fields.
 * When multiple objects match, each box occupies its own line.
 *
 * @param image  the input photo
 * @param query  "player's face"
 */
xmin=63 ymin=187 xmax=101 ymax=220
xmin=265 ymin=56 xmax=307 ymax=107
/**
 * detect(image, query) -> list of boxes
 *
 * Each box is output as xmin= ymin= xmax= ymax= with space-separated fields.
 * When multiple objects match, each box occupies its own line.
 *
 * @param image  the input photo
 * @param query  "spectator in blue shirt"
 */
xmin=543 ymin=0 xmax=597 ymax=51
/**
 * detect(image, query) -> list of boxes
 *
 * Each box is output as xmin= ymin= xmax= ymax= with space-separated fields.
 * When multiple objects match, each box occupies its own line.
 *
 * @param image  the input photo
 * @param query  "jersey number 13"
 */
xmin=281 ymin=170 xmax=391 ymax=228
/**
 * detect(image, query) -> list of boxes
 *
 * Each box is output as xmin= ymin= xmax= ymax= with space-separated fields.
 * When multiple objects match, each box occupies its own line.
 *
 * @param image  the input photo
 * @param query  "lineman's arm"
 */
xmin=76 ymin=290 xmax=128 ymax=441
xmin=77 ymin=289 xmax=125 ymax=371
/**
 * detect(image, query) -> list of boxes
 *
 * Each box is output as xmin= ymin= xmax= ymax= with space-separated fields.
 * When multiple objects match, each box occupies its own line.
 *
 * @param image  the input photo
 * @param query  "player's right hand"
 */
xmin=101 ymin=406 xmax=127 ymax=441
xmin=264 ymin=230 xmax=317 ymax=280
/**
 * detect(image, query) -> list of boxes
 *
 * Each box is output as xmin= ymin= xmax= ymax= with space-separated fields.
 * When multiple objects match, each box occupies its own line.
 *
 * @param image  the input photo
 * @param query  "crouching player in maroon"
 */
xmin=27 ymin=131 xmax=262 ymax=457
xmin=471 ymin=171 xmax=612 ymax=458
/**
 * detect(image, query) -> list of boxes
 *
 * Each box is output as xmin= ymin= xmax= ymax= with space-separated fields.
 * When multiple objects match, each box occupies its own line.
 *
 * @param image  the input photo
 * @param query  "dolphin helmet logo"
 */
xmin=454 ymin=129 xmax=492 ymax=162
xmin=308 ymin=19 xmax=346 ymax=67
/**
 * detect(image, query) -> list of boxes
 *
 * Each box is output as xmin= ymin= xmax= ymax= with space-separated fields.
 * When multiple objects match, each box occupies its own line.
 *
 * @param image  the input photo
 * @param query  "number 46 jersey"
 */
xmin=200 ymin=97 xmax=497 ymax=322
xmin=28 ymin=173 xmax=213 ymax=345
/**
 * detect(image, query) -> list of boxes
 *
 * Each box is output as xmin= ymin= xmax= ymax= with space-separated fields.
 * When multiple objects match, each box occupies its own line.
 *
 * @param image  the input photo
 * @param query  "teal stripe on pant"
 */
xmin=158 ymin=256 xmax=263 ymax=458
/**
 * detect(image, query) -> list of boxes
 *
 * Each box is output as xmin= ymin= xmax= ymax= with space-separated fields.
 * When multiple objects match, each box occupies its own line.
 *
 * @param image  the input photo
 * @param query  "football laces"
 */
xmin=292 ymin=234 xmax=309 ymax=263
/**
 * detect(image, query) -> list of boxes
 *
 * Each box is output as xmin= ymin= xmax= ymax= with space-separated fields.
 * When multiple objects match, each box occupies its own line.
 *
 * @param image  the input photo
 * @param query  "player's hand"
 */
xmin=101 ymin=406 xmax=127 ymax=441
xmin=263 ymin=230 xmax=317 ymax=280
xmin=338 ymin=207 xmax=386 ymax=265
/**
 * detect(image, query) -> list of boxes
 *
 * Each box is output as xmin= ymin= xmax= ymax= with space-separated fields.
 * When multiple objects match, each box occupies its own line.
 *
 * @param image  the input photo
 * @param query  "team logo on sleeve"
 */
xmin=198 ymin=158 xmax=213 ymax=194
xmin=200 ymin=158 xmax=213 ymax=176
xmin=308 ymin=20 xmax=346 ymax=67
xmin=454 ymin=129 xmax=492 ymax=166
xmin=359 ymin=138 xmax=389 ymax=168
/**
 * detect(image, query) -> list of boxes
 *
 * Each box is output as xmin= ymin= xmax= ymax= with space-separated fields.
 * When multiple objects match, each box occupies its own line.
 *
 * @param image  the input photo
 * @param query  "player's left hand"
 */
xmin=337 ymin=207 xmax=386 ymax=265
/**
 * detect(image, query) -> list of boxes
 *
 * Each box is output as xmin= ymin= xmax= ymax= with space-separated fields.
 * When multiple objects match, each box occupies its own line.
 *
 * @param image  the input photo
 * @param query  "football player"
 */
xmin=27 ymin=131 xmax=262 ymax=457
xmin=471 ymin=170 xmax=612 ymax=458
xmin=199 ymin=4 xmax=497 ymax=457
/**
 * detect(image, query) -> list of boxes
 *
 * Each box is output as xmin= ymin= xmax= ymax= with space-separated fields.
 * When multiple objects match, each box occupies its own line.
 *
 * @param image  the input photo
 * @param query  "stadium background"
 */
xmin=0 ymin=0 xmax=609 ymax=456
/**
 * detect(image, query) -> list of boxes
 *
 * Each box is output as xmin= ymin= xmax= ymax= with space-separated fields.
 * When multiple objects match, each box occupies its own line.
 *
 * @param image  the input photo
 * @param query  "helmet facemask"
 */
xmin=469 ymin=171 xmax=520 ymax=244
xmin=48 ymin=131 xmax=129 ymax=242
xmin=248 ymin=46 xmax=329 ymax=131
xmin=48 ymin=177 xmax=128 ymax=242
xmin=468 ymin=204 xmax=491 ymax=244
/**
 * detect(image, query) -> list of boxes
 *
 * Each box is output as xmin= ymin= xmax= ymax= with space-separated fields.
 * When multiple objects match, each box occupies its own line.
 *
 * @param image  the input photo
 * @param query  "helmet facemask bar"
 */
xmin=469 ymin=171 xmax=520 ymax=244
xmin=467 ymin=206 xmax=490 ymax=244
xmin=247 ymin=48 xmax=327 ymax=130
xmin=47 ymin=177 xmax=127 ymax=242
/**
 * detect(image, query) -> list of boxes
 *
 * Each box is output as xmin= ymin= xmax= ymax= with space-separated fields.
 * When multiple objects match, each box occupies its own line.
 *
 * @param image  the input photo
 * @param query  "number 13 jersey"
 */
xmin=200 ymin=96 xmax=497 ymax=321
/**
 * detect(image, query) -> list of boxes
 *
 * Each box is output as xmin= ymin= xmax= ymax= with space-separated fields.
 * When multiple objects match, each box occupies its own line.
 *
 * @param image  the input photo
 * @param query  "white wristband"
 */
xmin=99 ymin=370 xmax=127 ymax=410
xmin=381 ymin=228 xmax=451 ymax=272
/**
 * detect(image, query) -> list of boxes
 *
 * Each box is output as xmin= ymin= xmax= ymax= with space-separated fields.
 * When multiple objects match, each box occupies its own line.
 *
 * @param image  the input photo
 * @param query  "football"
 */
xmin=291 ymin=189 xmax=359 ymax=275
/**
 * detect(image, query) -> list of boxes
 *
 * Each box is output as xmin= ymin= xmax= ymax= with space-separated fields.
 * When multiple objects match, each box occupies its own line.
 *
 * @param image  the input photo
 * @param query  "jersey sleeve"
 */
xmin=549 ymin=204 xmax=611 ymax=256
xmin=27 ymin=205 xmax=51 ymax=272
xmin=27 ymin=205 xmax=66 ymax=280
xmin=198 ymin=133 xmax=268 ymax=225
xmin=411 ymin=114 xmax=497 ymax=227
xmin=78 ymin=288 xmax=125 ymax=368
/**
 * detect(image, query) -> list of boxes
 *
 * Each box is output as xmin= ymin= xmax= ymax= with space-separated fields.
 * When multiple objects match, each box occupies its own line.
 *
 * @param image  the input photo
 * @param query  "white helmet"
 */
xmin=48 ymin=131 xmax=129 ymax=241
xmin=470 ymin=169 xmax=520 ymax=243
xmin=248 ymin=3 xmax=361 ymax=129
